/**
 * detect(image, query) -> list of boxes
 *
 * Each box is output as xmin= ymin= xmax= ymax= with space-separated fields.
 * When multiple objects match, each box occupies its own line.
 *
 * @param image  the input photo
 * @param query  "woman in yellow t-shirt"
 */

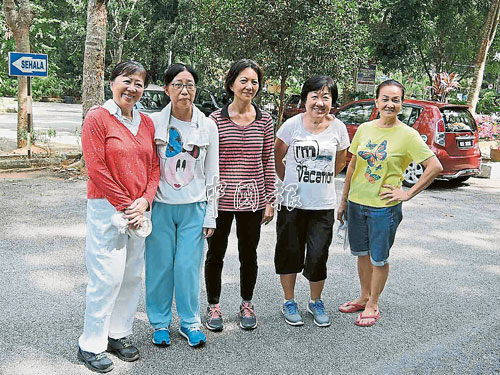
xmin=336 ymin=79 xmax=443 ymax=327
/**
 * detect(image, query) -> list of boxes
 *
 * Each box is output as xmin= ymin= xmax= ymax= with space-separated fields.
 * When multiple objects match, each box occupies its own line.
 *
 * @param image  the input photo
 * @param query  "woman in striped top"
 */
xmin=204 ymin=59 xmax=276 ymax=331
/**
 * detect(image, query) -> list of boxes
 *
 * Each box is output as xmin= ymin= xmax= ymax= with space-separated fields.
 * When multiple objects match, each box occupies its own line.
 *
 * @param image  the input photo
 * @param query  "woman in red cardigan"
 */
xmin=78 ymin=61 xmax=160 ymax=373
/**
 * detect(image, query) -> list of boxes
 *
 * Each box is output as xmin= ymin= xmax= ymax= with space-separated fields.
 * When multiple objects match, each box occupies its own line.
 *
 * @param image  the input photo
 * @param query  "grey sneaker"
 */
xmin=282 ymin=300 xmax=304 ymax=326
xmin=239 ymin=301 xmax=257 ymax=330
xmin=205 ymin=304 xmax=223 ymax=332
xmin=107 ymin=337 xmax=140 ymax=362
xmin=307 ymin=299 xmax=331 ymax=327
xmin=77 ymin=347 xmax=114 ymax=373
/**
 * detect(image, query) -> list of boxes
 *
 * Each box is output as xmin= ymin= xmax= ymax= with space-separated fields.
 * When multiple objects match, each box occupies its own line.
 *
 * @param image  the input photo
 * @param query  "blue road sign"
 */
xmin=8 ymin=52 xmax=48 ymax=77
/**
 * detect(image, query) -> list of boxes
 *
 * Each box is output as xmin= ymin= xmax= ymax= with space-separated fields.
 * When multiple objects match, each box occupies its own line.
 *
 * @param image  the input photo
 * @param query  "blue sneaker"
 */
xmin=307 ymin=299 xmax=331 ymax=327
xmin=179 ymin=326 xmax=206 ymax=347
xmin=152 ymin=328 xmax=171 ymax=347
xmin=282 ymin=300 xmax=304 ymax=326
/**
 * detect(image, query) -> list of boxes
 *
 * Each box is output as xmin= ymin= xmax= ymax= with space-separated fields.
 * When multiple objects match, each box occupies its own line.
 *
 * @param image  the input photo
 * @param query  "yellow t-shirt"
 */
xmin=348 ymin=120 xmax=435 ymax=207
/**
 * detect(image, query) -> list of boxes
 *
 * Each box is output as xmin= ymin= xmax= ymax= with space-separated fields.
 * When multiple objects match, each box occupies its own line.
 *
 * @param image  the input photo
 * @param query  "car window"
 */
xmin=441 ymin=108 xmax=477 ymax=132
xmin=398 ymin=105 xmax=422 ymax=127
xmin=195 ymin=89 xmax=213 ymax=106
xmin=140 ymin=90 xmax=166 ymax=109
xmin=288 ymin=95 xmax=301 ymax=106
xmin=336 ymin=103 xmax=374 ymax=125
xmin=213 ymin=90 xmax=230 ymax=106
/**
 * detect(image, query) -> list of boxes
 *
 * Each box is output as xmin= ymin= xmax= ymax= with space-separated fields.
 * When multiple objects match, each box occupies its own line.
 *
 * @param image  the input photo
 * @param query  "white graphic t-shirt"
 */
xmin=276 ymin=113 xmax=350 ymax=210
xmin=152 ymin=115 xmax=219 ymax=228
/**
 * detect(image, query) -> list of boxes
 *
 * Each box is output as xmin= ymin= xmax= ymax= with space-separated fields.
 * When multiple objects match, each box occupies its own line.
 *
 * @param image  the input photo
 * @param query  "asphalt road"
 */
xmin=0 ymin=172 xmax=499 ymax=374
xmin=0 ymin=102 xmax=82 ymax=146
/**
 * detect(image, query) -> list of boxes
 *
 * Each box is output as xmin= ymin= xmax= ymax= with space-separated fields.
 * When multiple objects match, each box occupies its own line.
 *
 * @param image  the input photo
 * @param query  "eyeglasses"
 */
xmin=170 ymin=82 xmax=196 ymax=91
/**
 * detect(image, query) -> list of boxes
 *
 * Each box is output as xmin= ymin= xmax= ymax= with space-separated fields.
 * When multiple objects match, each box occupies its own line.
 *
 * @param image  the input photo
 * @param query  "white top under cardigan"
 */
xmin=102 ymin=99 xmax=141 ymax=136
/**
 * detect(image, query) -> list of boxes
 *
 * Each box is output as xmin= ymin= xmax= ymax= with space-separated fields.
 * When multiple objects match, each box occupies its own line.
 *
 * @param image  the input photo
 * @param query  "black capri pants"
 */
xmin=274 ymin=207 xmax=335 ymax=282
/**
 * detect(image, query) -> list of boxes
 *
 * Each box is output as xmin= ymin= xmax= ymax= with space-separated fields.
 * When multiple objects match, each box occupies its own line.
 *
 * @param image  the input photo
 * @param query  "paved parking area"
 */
xmin=0 ymin=172 xmax=499 ymax=374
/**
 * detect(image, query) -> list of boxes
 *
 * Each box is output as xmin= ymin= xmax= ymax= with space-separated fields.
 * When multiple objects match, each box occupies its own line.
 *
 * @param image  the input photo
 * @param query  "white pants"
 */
xmin=78 ymin=199 xmax=148 ymax=354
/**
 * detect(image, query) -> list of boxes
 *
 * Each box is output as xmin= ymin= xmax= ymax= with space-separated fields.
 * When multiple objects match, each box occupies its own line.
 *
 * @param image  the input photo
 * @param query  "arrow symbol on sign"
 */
xmin=12 ymin=56 xmax=46 ymax=74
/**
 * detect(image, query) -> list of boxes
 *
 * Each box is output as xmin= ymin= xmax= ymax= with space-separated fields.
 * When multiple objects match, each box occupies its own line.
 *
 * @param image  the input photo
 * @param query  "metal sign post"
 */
xmin=27 ymin=76 xmax=32 ymax=158
xmin=356 ymin=65 xmax=377 ymax=94
xmin=8 ymin=52 xmax=49 ymax=158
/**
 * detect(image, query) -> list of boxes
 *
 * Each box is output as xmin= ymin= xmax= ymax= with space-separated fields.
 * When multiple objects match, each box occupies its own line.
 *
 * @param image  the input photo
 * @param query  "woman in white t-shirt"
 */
xmin=274 ymin=75 xmax=350 ymax=327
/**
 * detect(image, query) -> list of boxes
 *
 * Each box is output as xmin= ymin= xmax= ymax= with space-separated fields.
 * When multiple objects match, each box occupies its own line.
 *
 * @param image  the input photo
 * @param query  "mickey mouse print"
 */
xmin=160 ymin=127 xmax=200 ymax=191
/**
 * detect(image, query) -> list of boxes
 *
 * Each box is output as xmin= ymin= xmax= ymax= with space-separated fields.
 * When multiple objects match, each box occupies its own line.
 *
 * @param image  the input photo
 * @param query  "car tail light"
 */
xmin=434 ymin=118 xmax=446 ymax=146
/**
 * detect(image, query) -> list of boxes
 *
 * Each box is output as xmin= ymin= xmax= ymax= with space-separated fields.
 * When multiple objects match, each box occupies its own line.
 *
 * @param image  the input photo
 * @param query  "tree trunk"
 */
xmin=468 ymin=0 xmax=500 ymax=114
xmin=151 ymin=48 xmax=159 ymax=83
xmin=3 ymin=0 xmax=34 ymax=148
xmin=418 ymin=45 xmax=434 ymax=88
xmin=13 ymin=30 xmax=30 ymax=148
xmin=341 ymin=69 xmax=356 ymax=104
xmin=110 ymin=43 xmax=123 ymax=69
xmin=82 ymin=0 xmax=109 ymax=119
xmin=277 ymin=74 xmax=287 ymax=129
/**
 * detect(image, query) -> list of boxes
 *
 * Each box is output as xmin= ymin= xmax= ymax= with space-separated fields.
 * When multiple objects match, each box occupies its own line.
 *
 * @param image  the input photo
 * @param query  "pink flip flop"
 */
xmin=354 ymin=311 xmax=381 ymax=327
xmin=339 ymin=301 xmax=366 ymax=313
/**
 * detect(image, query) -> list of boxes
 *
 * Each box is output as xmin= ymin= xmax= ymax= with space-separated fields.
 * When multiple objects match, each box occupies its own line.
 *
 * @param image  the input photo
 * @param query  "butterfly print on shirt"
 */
xmin=358 ymin=140 xmax=387 ymax=167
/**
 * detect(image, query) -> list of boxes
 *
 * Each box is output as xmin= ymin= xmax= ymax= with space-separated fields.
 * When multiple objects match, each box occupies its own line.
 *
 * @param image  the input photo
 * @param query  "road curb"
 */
xmin=0 ymin=153 xmax=81 ymax=170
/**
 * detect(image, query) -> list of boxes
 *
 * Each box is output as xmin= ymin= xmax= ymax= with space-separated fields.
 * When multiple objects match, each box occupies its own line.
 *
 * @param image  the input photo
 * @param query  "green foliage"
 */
xmin=0 ymin=73 xmax=19 ymax=97
xmin=0 ymin=71 xmax=81 ymax=99
xmin=448 ymin=98 xmax=468 ymax=105
xmin=174 ymin=0 xmax=376 ymax=125
xmin=344 ymin=91 xmax=373 ymax=102
xmin=477 ymin=89 xmax=500 ymax=114
xmin=484 ymin=31 xmax=500 ymax=86
xmin=1 ymin=0 xmax=497 ymax=114
xmin=0 ymin=0 xmax=86 ymax=99
xmin=107 ymin=0 xmax=180 ymax=82
xmin=32 ymin=72 xmax=63 ymax=98
xmin=18 ymin=128 xmax=35 ymax=144
xmin=373 ymin=0 xmax=490 ymax=81
xmin=33 ymin=1 xmax=87 ymax=75
xmin=177 ymin=0 xmax=373 ymax=86
xmin=402 ymin=77 xmax=430 ymax=100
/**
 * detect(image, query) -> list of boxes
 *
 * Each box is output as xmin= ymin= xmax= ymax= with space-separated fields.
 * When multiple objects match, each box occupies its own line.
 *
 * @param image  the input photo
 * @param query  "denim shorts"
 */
xmin=347 ymin=201 xmax=403 ymax=266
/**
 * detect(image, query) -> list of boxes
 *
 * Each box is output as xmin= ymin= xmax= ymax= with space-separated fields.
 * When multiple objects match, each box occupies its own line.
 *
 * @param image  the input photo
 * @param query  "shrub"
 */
xmin=0 ymin=72 xmax=18 ymax=97
xmin=0 ymin=71 xmax=81 ymax=100
xmin=476 ymin=89 xmax=500 ymax=115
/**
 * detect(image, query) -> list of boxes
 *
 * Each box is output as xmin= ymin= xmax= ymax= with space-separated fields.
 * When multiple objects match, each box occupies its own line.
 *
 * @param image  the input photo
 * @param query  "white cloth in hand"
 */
xmin=111 ymin=211 xmax=153 ymax=238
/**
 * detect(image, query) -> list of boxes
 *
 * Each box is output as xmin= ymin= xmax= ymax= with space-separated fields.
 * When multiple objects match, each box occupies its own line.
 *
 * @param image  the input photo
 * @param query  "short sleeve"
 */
xmin=348 ymin=123 xmax=364 ymax=155
xmin=336 ymin=119 xmax=350 ymax=151
xmin=276 ymin=116 xmax=297 ymax=145
xmin=406 ymin=129 xmax=435 ymax=164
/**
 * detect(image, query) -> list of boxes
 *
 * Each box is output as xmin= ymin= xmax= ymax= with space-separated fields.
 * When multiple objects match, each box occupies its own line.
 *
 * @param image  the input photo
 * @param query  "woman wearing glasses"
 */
xmin=145 ymin=63 xmax=219 ymax=348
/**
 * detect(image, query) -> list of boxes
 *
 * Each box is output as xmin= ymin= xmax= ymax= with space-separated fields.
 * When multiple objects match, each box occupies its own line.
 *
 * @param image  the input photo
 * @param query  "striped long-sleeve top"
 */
xmin=210 ymin=105 xmax=276 ymax=211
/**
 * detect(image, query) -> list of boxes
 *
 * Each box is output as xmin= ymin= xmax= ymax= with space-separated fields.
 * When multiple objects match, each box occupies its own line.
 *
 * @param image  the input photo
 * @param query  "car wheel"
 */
xmin=403 ymin=162 xmax=425 ymax=187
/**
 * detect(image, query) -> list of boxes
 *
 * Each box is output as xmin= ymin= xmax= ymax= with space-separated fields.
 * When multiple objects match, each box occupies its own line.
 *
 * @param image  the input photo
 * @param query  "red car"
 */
xmin=335 ymin=99 xmax=481 ymax=186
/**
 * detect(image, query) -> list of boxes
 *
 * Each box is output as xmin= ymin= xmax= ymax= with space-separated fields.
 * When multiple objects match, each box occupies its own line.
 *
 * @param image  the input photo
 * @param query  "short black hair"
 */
xmin=163 ymin=63 xmax=199 ymax=86
xmin=376 ymin=79 xmax=405 ymax=102
xmin=110 ymin=60 xmax=150 ymax=87
xmin=224 ymin=59 xmax=263 ymax=97
xmin=300 ymin=75 xmax=338 ymax=104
